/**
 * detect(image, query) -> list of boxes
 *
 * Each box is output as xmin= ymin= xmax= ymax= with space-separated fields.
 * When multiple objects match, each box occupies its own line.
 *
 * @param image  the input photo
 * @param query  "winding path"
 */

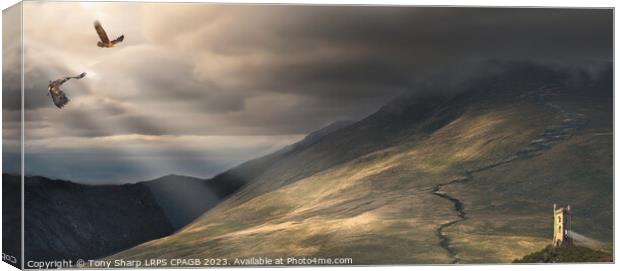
xmin=430 ymin=85 xmax=588 ymax=263
xmin=432 ymin=179 xmax=468 ymax=263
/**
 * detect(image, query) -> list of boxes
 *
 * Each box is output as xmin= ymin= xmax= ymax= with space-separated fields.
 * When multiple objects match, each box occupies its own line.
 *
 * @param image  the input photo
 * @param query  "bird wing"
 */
xmin=48 ymin=72 xmax=84 ymax=108
xmin=111 ymin=35 xmax=124 ymax=45
xmin=49 ymin=86 xmax=70 ymax=108
xmin=94 ymin=21 xmax=110 ymax=43
xmin=63 ymin=72 xmax=86 ymax=81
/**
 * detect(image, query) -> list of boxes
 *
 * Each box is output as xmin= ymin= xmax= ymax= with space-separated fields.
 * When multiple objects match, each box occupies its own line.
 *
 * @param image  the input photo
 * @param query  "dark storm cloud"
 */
xmin=11 ymin=3 xmax=613 ymax=183
xmin=286 ymin=7 xmax=612 ymax=53
xmin=144 ymin=5 xmax=612 ymax=117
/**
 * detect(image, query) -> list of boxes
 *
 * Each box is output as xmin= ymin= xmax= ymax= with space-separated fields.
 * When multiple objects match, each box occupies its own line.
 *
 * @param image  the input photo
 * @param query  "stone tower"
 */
xmin=553 ymin=204 xmax=572 ymax=246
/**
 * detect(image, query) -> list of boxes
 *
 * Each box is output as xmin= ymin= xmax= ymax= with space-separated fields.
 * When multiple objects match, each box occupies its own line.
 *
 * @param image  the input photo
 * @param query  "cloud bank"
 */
xmin=2 ymin=2 xmax=612 ymax=183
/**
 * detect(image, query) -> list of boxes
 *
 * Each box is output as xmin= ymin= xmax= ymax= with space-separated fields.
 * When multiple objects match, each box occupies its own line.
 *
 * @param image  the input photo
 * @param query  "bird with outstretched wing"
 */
xmin=47 ymin=72 xmax=86 ymax=108
xmin=94 ymin=20 xmax=124 ymax=48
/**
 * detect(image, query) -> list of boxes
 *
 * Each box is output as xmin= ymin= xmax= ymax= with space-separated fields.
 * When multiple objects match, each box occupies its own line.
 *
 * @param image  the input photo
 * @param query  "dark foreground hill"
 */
xmin=513 ymin=245 xmax=612 ymax=263
xmin=1 ymin=174 xmax=174 ymax=262
xmin=109 ymin=63 xmax=613 ymax=264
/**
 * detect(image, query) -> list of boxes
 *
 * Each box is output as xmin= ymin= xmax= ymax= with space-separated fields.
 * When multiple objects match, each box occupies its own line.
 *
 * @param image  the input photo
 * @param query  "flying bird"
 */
xmin=47 ymin=72 xmax=87 ymax=108
xmin=94 ymin=20 xmax=124 ymax=48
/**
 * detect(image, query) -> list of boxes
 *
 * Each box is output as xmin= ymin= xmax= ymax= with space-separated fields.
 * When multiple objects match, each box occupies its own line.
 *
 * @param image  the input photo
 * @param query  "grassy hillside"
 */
xmin=108 ymin=64 xmax=612 ymax=264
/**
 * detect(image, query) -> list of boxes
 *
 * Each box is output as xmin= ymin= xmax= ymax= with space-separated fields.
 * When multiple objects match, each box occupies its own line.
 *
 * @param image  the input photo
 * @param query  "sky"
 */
xmin=2 ymin=2 xmax=613 ymax=184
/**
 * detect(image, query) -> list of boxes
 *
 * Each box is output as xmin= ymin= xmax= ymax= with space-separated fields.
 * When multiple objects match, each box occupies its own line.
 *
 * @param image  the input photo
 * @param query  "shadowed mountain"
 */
xmin=6 ymin=174 xmax=174 ymax=262
xmin=109 ymin=63 xmax=613 ymax=264
xmin=8 ymin=172 xmax=239 ymax=263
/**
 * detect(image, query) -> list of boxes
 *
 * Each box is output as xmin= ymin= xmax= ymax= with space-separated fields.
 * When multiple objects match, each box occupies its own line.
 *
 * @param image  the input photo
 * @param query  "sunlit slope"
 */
xmin=109 ymin=65 xmax=612 ymax=264
xmin=442 ymin=76 xmax=613 ymax=262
